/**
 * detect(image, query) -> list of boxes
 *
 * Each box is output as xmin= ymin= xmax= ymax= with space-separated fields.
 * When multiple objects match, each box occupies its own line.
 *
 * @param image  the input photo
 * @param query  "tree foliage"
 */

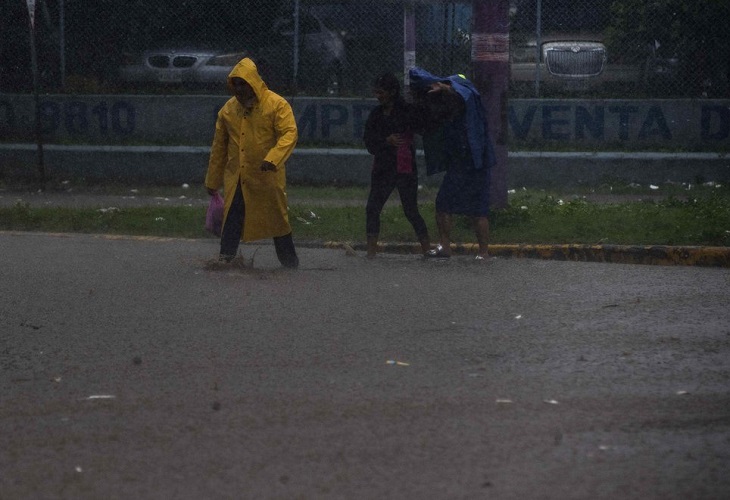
xmin=606 ymin=0 xmax=730 ymax=95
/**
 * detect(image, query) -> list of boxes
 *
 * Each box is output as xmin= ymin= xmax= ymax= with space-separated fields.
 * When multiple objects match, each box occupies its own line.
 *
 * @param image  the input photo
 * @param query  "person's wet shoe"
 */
xmin=219 ymin=254 xmax=235 ymax=263
xmin=424 ymin=247 xmax=450 ymax=260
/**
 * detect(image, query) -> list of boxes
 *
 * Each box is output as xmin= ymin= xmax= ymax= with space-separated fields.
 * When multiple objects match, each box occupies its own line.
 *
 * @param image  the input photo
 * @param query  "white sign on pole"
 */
xmin=27 ymin=0 xmax=37 ymax=29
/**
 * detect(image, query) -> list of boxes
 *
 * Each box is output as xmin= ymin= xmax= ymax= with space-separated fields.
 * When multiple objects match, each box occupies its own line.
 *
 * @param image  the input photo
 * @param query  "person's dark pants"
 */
xmin=366 ymin=169 xmax=428 ymax=239
xmin=220 ymin=184 xmax=299 ymax=268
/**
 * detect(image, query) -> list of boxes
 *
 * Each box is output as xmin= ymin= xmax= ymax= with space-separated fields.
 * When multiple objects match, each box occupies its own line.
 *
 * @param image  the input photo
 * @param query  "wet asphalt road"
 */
xmin=1 ymin=231 xmax=729 ymax=499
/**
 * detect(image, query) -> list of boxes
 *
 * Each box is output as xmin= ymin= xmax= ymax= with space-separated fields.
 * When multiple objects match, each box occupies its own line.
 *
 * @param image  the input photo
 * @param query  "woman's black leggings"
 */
xmin=365 ymin=169 xmax=428 ymax=239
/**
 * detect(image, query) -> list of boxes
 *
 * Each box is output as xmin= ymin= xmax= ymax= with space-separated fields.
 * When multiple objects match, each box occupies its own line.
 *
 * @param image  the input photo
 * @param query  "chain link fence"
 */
xmin=1 ymin=0 xmax=728 ymax=98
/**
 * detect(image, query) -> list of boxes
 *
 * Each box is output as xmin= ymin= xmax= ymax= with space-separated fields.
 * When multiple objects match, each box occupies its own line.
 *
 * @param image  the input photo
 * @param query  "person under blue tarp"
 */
xmin=408 ymin=67 xmax=497 ymax=260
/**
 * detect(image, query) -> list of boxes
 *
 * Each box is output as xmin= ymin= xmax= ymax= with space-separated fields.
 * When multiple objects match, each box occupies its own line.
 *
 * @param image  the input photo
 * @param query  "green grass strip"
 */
xmin=2 ymin=190 xmax=728 ymax=247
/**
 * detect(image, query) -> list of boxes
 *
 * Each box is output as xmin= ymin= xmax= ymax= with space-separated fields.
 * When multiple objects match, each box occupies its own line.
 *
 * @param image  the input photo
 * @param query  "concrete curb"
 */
xmin=1 ymin=231 xmax=727 ymax=267
xmin=312 ymin=241 xmax=730 ymax=268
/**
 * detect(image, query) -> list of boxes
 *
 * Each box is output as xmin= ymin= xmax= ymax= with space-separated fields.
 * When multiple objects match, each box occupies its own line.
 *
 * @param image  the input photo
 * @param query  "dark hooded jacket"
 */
xmin=363 ymin=97 xmax=417 ymax=174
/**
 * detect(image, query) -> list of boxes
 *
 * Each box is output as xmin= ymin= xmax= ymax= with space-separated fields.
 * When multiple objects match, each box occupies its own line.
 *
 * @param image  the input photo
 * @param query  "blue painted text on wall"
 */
xmin=509 ymin=103 xmax=729 ymax=142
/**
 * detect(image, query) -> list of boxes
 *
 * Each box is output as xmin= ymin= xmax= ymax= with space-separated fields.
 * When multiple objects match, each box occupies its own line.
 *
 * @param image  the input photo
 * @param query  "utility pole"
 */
xmin=471 ymin=0 xmax=509 ymax=209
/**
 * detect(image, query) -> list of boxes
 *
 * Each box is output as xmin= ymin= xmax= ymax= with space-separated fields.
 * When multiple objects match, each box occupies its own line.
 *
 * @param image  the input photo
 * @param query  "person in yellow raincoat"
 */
xmin=205 ymin=57 xmax=299 ymax=268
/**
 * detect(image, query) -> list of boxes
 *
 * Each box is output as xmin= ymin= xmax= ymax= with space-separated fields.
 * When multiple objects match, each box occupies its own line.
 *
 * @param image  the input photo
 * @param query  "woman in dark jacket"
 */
xmin=363 ymin=73 xmax=431 ymax=259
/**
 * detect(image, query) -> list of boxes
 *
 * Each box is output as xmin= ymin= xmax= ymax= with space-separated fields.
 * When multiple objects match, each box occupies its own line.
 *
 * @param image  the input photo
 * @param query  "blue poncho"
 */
xmin=409 ymin=67 xmax=496 ymax=175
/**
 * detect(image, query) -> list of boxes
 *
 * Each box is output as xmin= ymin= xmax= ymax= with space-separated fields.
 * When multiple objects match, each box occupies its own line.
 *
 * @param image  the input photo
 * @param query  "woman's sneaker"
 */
xmin=425 ymin=245 xmax=450 ymax=260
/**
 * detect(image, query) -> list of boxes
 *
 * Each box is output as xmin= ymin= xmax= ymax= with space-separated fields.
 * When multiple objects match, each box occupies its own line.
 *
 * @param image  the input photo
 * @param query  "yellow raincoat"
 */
xmin=204 ymin=58 xmax=298 ymax=242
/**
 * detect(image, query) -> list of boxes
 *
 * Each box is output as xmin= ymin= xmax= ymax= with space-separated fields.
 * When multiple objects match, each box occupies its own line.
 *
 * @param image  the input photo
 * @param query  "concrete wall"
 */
xmin=1 ymin=94 xmax=729 ymax=186
xmin=2 ymin=144 xmax=728 ymax=188
xmin=0 ymin=95 xmax=373 ymax=145
xmin=2 ymin=94 xmax=729 ymax=148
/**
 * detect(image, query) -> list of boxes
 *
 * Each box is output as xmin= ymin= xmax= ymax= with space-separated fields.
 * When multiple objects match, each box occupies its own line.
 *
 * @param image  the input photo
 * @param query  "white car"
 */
xmin=119 ymin=46 xmax=248 ymax=87
xmin=510 ymin=33 xmax=641 ymax=92
xmin=118 ymin=12 xmax=346 ymax=95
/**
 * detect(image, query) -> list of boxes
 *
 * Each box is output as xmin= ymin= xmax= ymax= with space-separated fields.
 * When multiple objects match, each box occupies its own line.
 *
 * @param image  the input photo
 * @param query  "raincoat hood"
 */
xmin=228 ymin=57 xmax=268 ymax=102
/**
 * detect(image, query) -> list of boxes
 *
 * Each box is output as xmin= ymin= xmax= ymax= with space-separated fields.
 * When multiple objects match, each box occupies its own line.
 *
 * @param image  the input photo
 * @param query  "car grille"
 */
xmin=148 ymin=55 xmax=170 ymax=68
xmin=545 ymin=46 xmax=605 ymax=78
xmin=147 ymin=55 xmax=198 ymax=68
xmin=173 ymin=56 xmax=197 ymax=68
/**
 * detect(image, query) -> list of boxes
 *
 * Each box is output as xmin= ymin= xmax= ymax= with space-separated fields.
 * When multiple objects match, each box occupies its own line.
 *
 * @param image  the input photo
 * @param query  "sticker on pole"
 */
xmin=27 ymin=0 xmax=37 ymax=29
xmin=471 ymin=33 xmax=510 ymax=62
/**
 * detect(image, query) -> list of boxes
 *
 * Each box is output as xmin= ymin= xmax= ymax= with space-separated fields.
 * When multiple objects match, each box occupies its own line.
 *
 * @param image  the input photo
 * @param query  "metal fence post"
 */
xmin=471 ymin=0 xmax=509 ymax=209
xmin=26 ymin=0 xmax=46 ymax=188
xmin=60 ymin=0 xmax=66 ymax=91
xmin=404 ymin=1 xmax=416 ymax=88
xmin=292 ymin=0 xmax=300 ymax=92
xmin=535 ymin=0 xmax=541 ymax=97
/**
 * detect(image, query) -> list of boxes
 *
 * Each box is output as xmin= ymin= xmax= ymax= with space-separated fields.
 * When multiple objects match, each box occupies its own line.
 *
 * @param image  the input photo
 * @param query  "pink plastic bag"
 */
xmin=205 ymin=192 xmax=224 ymax=236
xmin=396 ymin=131 xmax=414 ymax=174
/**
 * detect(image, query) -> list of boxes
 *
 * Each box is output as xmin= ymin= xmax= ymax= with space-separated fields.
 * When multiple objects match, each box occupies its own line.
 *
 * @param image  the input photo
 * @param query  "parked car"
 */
xmin=118 ymin=12 xmax=346 ymax=95
xmin=260 ymin=11 xmax=346 ymax=95
xmin=510 ymin=32 xmax=642 ymax=93
xmin=119 ymin=46 xmax=248 ymax=88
